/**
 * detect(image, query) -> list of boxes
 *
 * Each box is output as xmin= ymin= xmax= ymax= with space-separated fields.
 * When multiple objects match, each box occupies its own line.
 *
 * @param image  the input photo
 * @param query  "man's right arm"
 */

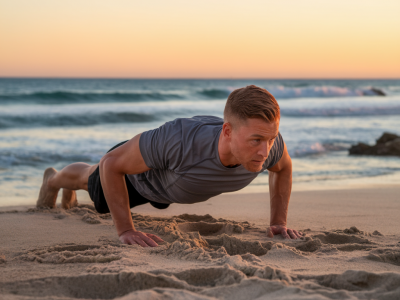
xmin=99 ymin=133 xmax=163 ymax=247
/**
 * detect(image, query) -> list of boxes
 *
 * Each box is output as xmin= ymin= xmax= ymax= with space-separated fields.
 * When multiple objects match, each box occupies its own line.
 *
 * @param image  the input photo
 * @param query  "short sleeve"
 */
xmin=263 ymin=132 xmax=285 ymax=170
xmin=139 ymin=119 xmax=183 ymax=170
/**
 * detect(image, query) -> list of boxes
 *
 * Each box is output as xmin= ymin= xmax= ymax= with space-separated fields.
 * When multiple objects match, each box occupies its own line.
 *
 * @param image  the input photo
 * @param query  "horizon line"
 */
xmin=1 ymin=76 xmax=399 ymax=80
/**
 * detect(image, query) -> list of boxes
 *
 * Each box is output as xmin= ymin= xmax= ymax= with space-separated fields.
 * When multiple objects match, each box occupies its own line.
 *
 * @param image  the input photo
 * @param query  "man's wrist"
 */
xmin=270 ymin=223 xmax=287 ymax=227
xmin=118 ymin=227 xmax=136 ymax=237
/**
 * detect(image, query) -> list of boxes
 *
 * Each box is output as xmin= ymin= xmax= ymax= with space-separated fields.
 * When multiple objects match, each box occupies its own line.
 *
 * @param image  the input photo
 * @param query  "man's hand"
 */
xmin=267 ymin=225 xmax=302 ymax=239
xmin=119 ymin=229 xmax=164 ymax=247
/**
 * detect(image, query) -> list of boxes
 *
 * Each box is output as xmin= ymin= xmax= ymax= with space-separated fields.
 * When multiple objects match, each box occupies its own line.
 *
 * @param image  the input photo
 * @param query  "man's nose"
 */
xmin=258 ymin=142 xmax=270 ymax=158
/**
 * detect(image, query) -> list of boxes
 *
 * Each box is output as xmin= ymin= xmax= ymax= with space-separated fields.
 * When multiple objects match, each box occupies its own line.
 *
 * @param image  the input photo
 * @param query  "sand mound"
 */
xmin=86 ymin=258 xmax=149 ymax=274
xmin=82 ymin=213 xmax=102 ymax=224
xmin=314 ymin=232 xmax=373 ymax=245
xmin=175 ymin=214 xmax=218 ymax=223
xmin=333 ymin=226 xmax=384 ymax=237
xmin=0 ymin=210 xmax=19 ymax=214
xmin=178 ymin=222 xmax=243 ymax=236
xmin=303 ymin=269 xmax=400 ymax=292
xmin=367 ymin=248 xmax=400 ymax=266
xmin=0 ymin=272 xmax=197 ymax=299
xmin=3 ymin=268 xmax=400 ymax=300
xmin=336 ymin=244 xmax=375 ymax=252
xmin=153 ymin=265 xmax=245 ymax=287
xmin=293 ymin=237 xmax=322 ymax=252
xmin=118 ymin=289 xmax=215 ymax=300
xmin=265 ymin=243 xmax=308 ymax=260
xmin=17 ymin=243 xmax=122 ymax=264
xmin=152 ymin=240 xmax=227 ymax=262
xmin=26 ymin=204 xmax=110 ymax=225
xmin=206 ymin=234 xmax=269 ymax=256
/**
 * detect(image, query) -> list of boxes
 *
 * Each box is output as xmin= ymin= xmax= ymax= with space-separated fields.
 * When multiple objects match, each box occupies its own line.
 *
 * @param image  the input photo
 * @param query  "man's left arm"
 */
xmin=267 ymin=141 xmax=302 ymax=239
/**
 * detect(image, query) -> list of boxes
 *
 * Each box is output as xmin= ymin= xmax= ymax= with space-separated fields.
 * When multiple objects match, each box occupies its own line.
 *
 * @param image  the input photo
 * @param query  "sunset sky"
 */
xmin=1 ymin=0 xmax=399 ymax=78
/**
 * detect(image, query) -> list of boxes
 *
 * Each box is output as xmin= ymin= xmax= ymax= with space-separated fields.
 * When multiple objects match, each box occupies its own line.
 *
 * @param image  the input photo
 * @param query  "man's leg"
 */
xmin=36 ymin=163 xmax=98 ymax=209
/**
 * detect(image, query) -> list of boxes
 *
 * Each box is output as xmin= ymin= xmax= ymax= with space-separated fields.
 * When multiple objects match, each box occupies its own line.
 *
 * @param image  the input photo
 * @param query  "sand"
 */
xmin=0 ymin=186 xmax=400 ymax=299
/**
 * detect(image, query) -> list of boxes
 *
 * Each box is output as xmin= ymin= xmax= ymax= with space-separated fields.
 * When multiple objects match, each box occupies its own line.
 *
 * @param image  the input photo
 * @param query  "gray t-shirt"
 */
xmin=127 ymin=115 xmax=284 ymax=204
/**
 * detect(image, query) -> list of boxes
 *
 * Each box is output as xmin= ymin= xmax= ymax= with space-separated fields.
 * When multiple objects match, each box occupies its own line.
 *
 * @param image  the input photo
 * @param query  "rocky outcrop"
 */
xmin=349 ymin=132 xmax=400 ymax=157
xmin=362 ymin=87 xmax=386 ymax=96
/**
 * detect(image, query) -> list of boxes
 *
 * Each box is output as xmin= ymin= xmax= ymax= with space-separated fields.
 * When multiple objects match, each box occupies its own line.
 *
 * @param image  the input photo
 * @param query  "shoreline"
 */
xmin=1 ymin=180 xmax=399 ymax=208
xmin=1 ymin=185 xmax=399 ymax=234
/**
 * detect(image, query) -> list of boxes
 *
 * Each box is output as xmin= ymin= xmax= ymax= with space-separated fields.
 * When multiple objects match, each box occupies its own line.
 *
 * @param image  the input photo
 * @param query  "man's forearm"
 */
xmin=269 ymin=166 xmax=292 ymax=226
xmin=99 ymin=157 xmax=135 ymax=236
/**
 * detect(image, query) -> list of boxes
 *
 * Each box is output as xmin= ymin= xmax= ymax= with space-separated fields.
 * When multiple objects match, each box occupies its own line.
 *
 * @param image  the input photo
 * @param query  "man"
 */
xmin=37 ymin=85 xmax=302 ymax=247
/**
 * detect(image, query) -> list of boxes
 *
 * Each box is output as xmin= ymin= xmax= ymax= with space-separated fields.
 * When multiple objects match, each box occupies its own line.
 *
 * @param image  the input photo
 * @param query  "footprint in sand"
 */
xmin=18 ymin=243 xmax=122 ymax=264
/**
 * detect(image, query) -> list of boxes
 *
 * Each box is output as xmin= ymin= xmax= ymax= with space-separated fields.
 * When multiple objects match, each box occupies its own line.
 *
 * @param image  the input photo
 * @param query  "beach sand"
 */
xmin=1 ymin=186 xmax=400 ymax=299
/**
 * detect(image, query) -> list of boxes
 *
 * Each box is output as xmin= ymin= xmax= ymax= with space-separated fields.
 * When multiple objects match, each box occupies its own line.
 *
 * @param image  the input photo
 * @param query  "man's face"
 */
xmin=229 ymin=118 xmax=279 ymax=172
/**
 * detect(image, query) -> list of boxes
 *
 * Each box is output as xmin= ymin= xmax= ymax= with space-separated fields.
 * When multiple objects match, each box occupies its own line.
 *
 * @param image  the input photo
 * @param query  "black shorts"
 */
xmin=87 ymin=140 xmax=170 ymax=214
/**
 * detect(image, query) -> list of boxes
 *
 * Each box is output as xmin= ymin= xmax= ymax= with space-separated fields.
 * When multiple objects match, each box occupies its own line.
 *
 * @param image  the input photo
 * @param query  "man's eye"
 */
xmin=253 ymin=139 xmax=260 ymax=143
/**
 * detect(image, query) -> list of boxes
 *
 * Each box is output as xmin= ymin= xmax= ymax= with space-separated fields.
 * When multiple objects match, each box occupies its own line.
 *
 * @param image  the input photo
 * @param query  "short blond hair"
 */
xmin=223 ymin=85 xmax=280 ymax=126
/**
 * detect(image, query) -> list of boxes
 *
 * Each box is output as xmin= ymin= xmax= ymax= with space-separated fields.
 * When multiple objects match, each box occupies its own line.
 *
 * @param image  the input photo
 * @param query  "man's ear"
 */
xmin=222 ymin=122 xmax=233 ymax=139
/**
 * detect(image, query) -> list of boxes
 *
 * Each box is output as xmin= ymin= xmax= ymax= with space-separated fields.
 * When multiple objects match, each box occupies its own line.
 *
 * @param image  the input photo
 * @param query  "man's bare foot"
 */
xmin=36 ymin=167 xmax=59 ymax=208
xmin=61 ymin=189 xmax=78 ymax=209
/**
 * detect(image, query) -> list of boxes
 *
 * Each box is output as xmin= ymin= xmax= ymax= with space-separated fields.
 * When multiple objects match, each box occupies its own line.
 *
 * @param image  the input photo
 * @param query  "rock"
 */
xmin=349 ymin=132 xmax=400 ymax=157
xmin=362 ymin=87 xmax=386 ymax=96
xmin=370 ymin=88 xmax=386 ymax=96
xmin=376 ymin=132 xmax=399 ymax=144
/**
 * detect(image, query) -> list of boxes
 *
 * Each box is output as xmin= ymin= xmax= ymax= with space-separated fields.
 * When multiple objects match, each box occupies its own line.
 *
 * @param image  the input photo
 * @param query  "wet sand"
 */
xmin=1 ymin=186 xmax=400 ymax=299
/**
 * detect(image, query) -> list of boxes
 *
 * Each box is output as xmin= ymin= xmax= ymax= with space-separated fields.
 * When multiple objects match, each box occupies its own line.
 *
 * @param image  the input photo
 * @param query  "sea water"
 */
xmin=1 ymin=78 xmax=399 ymax=206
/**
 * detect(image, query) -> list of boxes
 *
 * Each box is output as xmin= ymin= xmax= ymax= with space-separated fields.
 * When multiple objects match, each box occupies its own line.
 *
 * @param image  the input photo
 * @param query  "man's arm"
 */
xmin=266 ymin=141 xmax=302 ymax=239
xmin=99 ymin=133 xmax=163 ymax=247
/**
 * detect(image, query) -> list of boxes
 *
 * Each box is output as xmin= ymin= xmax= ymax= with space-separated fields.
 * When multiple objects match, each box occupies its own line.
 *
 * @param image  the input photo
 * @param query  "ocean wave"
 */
xmin=269 ymin=86 xmax=385 ymax=99
xmin=0 ymin=91 xmax=185 ymax=104
xmin=0 ymin=111 xmax=158 ymax=128
xmin=292 ymin=168 xmax=399 ymax=183
xmin=0 ymin=151 xmax=102 ymax=168
xmin=196 ymin=88 xmax=232 ymax=99
xmin=0 ymin=86 xmax=387 ymax=105
xmin=1 ymin=104 xmax=400 ymax=129
xmin=289 ymin=142 xmax=349 ymax=158
xmin=281 ymin=106 xmax=400 ymax=117
xmin=290 ymin=143 xmax=327 ymax=157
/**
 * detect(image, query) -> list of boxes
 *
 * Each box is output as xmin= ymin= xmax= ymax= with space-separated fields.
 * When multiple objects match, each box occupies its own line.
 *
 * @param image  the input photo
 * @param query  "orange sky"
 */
xmin=1 ymin=0 xmax=399 ymax=78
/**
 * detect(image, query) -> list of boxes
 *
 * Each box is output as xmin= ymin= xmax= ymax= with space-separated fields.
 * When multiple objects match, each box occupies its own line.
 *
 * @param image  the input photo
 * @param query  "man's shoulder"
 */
xmin=164 ymin=116 xmax=222 ymax=161
xmin=168 ymin=115 xmax=223 ymax=127
xmin=160 ymin=115 xmax=223 ymax=139
xmin=139 ymin=115 xmax=222 ymax=170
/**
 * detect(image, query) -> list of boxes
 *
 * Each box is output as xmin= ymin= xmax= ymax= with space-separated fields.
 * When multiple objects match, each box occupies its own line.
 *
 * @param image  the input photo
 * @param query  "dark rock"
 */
xmin=349 ymin=132 xmax=400 ymax=157
xmin=362 ymin=87 xmax=386 ymax=96
xmin=377 ymin=132 xmax=399 ymax=144
xmin=370 ymin=88 xmax=386 ymax=96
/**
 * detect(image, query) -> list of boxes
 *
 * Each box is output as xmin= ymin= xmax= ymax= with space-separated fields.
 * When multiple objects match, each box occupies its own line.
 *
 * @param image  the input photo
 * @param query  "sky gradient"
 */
xmin=1 ymin=0 xmax=399 ymax=78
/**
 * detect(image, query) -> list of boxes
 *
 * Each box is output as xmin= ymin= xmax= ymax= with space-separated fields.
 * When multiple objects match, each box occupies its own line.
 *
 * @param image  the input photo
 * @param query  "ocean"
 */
xmin=1 ymin=78 xmax=399 ymax=206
